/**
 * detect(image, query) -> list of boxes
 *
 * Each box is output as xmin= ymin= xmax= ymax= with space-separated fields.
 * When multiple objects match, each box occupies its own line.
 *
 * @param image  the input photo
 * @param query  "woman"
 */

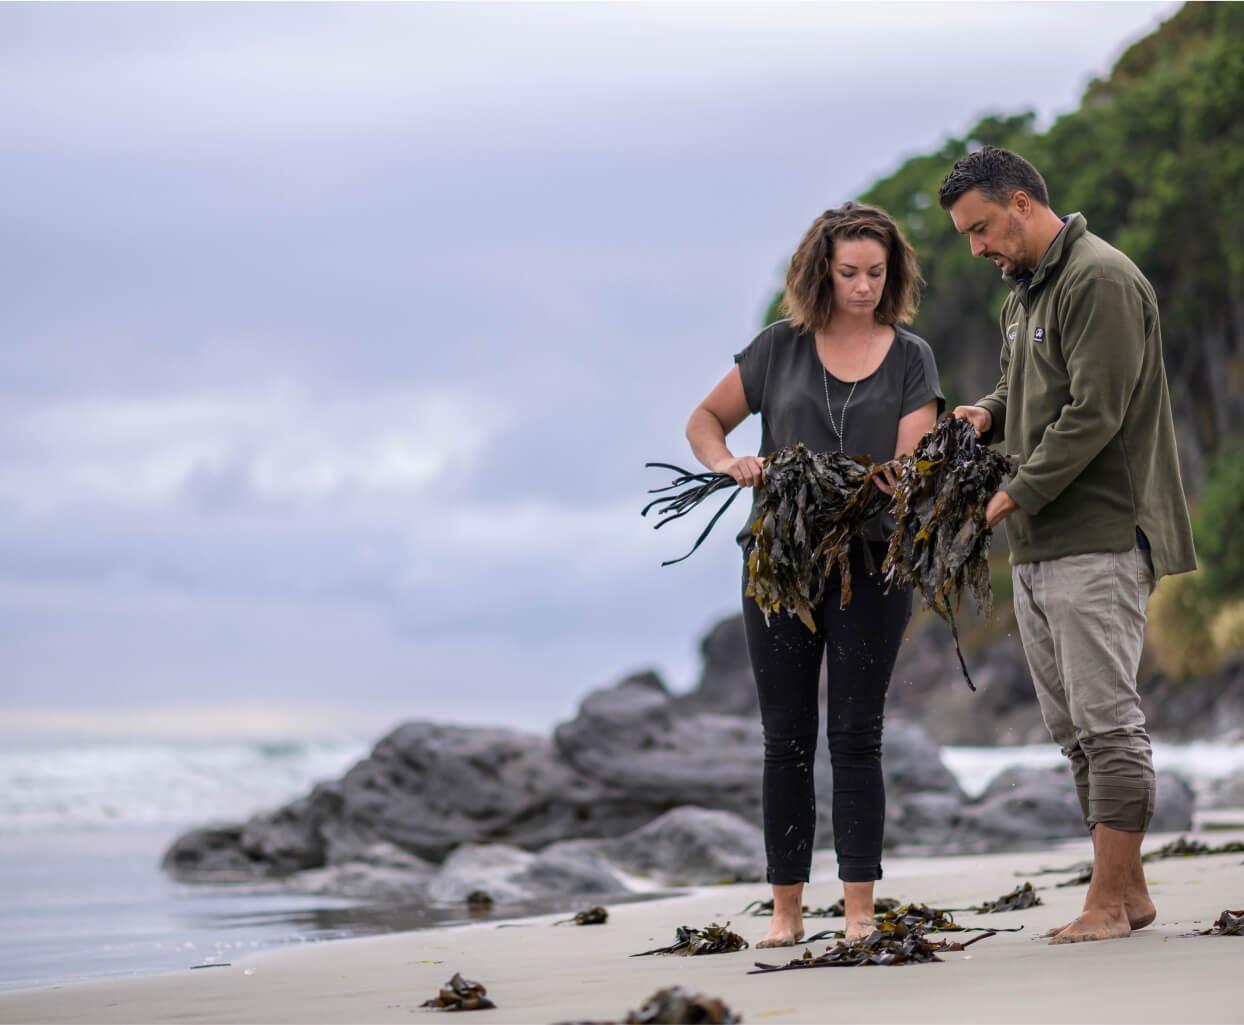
xmin=685 ymin=202 xmax=942 ymax=947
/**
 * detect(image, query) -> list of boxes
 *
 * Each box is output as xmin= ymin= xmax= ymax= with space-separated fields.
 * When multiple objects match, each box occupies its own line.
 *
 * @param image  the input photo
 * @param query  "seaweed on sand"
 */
xmin=1199 ymin=910 xmax=1244 ymax=936
xmin=749 ymin=920 xmax=997 ymax=972
xmin=421 ymin=973 xmax=497 ymax=1012
xmin=623 ymin=987 xmax=742 ymax=1024
xmin=1055 ymin=865 xmax=1095 ymax=888
xmin=555 ymin=906 xmax=609 ymax=926
xmin=554 ymin=987 xmax=742 ymax=1025
xmin=1142 ymin=836 xmax=1244 ymax=862
xmin=630 ymin=922 xmax=749 ymax=957
xmin=882 ymin=417 xmax=1015 ymax=690
xmin=803 ymin=901 xmax=1023 ymax=943
xmin=963 ymin=883 xmax=1044 ymax=913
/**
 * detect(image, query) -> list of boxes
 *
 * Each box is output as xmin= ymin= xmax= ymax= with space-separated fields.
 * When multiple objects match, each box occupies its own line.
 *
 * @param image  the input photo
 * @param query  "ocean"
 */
xmin=3 ymin=733 xmax=1242 ymax=993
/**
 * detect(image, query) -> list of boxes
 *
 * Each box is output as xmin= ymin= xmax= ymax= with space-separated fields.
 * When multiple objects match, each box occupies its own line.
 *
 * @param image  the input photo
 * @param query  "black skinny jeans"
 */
xmin=741 ymin=541 xmax=912 ymax=884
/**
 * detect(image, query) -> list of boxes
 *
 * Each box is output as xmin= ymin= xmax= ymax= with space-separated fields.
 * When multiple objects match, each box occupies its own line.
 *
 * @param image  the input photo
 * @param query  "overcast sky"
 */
xmin=0 ymin=1 xmax=1179 ymax=738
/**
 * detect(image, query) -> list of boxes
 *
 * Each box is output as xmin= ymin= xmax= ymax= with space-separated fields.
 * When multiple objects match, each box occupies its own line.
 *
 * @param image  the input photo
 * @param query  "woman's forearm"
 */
xmin=686 ymin=406 xmax=735 ymax=473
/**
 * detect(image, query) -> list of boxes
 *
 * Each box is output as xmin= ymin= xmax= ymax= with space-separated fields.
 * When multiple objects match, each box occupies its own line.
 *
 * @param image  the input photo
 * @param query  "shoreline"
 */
xmin=4 ymin=821 xmax=1242 ymax=1025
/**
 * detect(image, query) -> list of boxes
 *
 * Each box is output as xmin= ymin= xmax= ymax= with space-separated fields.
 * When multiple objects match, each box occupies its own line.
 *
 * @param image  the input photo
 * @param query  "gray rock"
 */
xmin=886 ymin=791 xmax=968 ymax=851
xmin=287 ymin=861 xmax=432 ymax=901
xmin=424 ymin=842 xmax=628 ymax=905
xmin=1204 ymin=767 xmax=1244 ymax=810
xmin=676 ymin=615 xmax=757 ymax=717
xmin=164 ymin=720 xmax=660 ymax=881
xmin=955 ymin=765 xmax=1086 ymax=851
xmin=1151 ymin=771 xmax=1195 ymax=832
xmin=598 ymin=806 xmax=766 ymax=886
xmin=1140 ymin=654 xmax=1244 ymax=742
xmin=161 ymin=824 xmax=265 ymax=880
xmin=882 ymin=718 xmax=965 ymax=799
xmin=888 ymin=620 xmax=1045 ymax=746
xmin=888 ymin=759 xmax=1086 ymax=854
xmin=553 ymin=671 xmax=766 ymax=824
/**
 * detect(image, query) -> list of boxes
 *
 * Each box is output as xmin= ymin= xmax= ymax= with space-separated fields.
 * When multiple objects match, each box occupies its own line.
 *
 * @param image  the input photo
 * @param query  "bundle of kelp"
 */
xmin=644 ymin=444 xmax=888 ymax=632
xmin=745 ymin=444 xmax=889 ymax=629
xmin=882 ymin=417 xmax=1015 ymax=690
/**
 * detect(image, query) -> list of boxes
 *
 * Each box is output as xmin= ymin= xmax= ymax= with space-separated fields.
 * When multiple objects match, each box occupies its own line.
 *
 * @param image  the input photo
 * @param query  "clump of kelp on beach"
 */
xmin=555 ymin=906 xmax=609 ymax=926
xmin=421 ymin=972 xmax=496 ymax=1012
xmin=644 ymin=418 xmax=1013 ymax=688
xmin=631 ymin=922 xmax=749 ymax=957
xmin=555 ymin=986 xmax=742 ymax=1025
xmin=751 ymin=919 xmax=998 ymax=973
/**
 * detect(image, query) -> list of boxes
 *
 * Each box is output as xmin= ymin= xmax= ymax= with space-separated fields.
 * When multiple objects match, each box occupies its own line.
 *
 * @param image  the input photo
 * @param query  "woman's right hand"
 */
xmin=715 ymin=455 xmax=766 ymax=488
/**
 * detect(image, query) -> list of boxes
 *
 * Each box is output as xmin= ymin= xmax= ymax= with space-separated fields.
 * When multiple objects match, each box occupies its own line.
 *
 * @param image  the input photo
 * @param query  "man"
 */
xmin=939 ymin=146 xmax=1197 ymax=944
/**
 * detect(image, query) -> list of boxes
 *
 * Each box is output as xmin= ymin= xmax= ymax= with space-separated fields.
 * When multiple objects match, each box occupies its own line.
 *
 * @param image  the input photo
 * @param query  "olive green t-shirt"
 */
xmin=732 ymin=318 xmax=944 ymax=547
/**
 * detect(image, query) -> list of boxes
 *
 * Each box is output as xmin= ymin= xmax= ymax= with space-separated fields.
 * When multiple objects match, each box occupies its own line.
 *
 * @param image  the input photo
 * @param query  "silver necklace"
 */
xmin=823 ymin=368 xmax=856 ymax=453
xmin=820 ymin=328 xmax=877 ymax=453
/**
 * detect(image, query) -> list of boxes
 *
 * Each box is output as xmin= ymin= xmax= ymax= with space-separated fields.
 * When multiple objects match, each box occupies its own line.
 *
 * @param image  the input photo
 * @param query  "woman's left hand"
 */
xmin=873 ymin=460 xmax=901 ymax=496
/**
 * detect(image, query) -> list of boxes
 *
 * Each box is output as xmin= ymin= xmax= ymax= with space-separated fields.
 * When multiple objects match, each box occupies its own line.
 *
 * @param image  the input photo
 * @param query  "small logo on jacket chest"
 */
xmin=1033 ymin=326 xmax=1046 ymax=344
xmin=1006 ymin=323 xmax=1019 ymax=343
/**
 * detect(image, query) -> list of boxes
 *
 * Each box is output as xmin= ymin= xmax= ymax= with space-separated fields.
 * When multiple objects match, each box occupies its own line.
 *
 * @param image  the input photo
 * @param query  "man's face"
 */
xmin=948 ymin=189 xmax=1028 ymax=278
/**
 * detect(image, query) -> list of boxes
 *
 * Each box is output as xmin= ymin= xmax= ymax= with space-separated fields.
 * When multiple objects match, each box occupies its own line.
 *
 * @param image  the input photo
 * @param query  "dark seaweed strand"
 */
xmin=642 ymin=463 xmax=744 ymax=565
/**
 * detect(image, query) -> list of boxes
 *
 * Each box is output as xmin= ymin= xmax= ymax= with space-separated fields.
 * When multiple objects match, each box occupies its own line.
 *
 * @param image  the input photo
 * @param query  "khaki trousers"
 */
xmin=1011 ymin=546 xmax=1157 ymax=832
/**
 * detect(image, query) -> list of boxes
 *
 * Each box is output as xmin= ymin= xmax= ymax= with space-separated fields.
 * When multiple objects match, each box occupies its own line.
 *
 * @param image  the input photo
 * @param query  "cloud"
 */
xmin=0 ymin=388 xmax=501 ymax=510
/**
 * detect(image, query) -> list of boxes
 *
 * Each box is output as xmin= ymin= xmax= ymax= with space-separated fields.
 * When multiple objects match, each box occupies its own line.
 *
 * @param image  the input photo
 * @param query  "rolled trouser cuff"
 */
xmin=837 ymin=862 xmax=883 ymax=883
xmin=1081 ymin=728 xmax=1155 ymax=832
xmin=766 ymin=865 xmax=810 ymax=886
xmin=1086 ymin=776 xmax=1155 ymax=832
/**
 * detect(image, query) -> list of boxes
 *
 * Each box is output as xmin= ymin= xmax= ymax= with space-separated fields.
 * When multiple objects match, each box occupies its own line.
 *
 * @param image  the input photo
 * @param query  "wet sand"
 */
xmin=3 ymin=822 xmax=1242 ymax=1024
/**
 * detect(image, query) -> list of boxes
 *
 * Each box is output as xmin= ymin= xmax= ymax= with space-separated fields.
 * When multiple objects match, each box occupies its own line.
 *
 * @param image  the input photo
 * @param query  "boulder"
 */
xmin=887 ymin=761 xmax=1081 ymax=855
xmin=675 ymin=615 xmax=757 ymax=717
xmin=553 ymin=671 xmax=766 ymax=825
xmin=596 ymin=806 xmax=766 ymax=886
xmin=1151 ymin=770 xmax=1195 ymax=833
xmin=424 ymin=842 xmax=628 ymax=905
xmin=1204 ymin=767 xmax=1244 ymax=810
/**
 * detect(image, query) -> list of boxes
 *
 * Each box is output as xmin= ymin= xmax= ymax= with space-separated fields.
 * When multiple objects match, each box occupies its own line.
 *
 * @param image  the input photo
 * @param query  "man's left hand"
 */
xmin=985 ymin=490 xmax=1018 ymax=528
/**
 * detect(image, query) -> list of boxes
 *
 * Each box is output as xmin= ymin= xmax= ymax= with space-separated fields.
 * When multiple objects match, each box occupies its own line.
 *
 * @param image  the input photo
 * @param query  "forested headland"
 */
xmin=766 ymin=3 xmax=1244 ymax=676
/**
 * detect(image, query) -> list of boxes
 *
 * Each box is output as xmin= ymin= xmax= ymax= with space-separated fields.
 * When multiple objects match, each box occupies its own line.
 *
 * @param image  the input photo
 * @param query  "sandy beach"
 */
xmin=3 ymin=821 xmax=1242 ymax=1025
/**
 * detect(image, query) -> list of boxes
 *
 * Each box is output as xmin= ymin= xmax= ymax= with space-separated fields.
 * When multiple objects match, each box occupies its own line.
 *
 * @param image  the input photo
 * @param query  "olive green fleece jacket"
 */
xmin=975 ymin=212 xmax=1197 ymax=579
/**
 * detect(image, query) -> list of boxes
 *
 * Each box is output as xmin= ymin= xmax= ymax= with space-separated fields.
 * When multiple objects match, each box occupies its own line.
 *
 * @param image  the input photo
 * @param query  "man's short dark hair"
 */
xmin=938 ymin=145 xmax=1050 ymax=210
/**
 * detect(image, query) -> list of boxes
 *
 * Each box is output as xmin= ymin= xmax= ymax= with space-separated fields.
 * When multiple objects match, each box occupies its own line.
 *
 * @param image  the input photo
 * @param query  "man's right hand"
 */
xmin=952 ymin=405 xmax=992 ymax=437
xmin=715 ymin=455 xmax=766 ymax=487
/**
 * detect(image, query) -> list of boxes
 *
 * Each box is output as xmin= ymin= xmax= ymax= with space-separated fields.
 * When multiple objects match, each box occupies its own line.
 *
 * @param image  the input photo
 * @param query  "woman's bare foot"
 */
xmin=1048 ymin=908 xmax=1131 ymax=944
xmin=844 ymin=916 xmax=876 ymax=943
xmin=757 ymin=882 xmax=805 ymax=948
xmin=756 ymin=915 xmax=805 ymax=948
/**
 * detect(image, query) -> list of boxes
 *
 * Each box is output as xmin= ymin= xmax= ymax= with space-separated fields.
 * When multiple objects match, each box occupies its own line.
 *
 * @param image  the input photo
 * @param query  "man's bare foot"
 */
xmin=1042 ymin=890 xmax=1156 ymax=937
xmin=1048 ymin=908 xmax=1131 ymax=944
xmin=756 ymin=918 xmax=805 ymax=948
xmin=844 ymin=916 xmax=876 ymax=943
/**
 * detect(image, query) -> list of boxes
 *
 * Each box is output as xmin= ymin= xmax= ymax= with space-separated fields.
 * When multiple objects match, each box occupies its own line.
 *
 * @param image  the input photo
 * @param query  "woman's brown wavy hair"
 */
xmin=781 ymin=201 xmax=922 ymax=332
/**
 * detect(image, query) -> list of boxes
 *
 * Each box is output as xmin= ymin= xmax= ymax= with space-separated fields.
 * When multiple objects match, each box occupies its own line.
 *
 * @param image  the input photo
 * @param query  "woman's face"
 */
xmin=830 ymin=237 xmax=888 ymax=319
